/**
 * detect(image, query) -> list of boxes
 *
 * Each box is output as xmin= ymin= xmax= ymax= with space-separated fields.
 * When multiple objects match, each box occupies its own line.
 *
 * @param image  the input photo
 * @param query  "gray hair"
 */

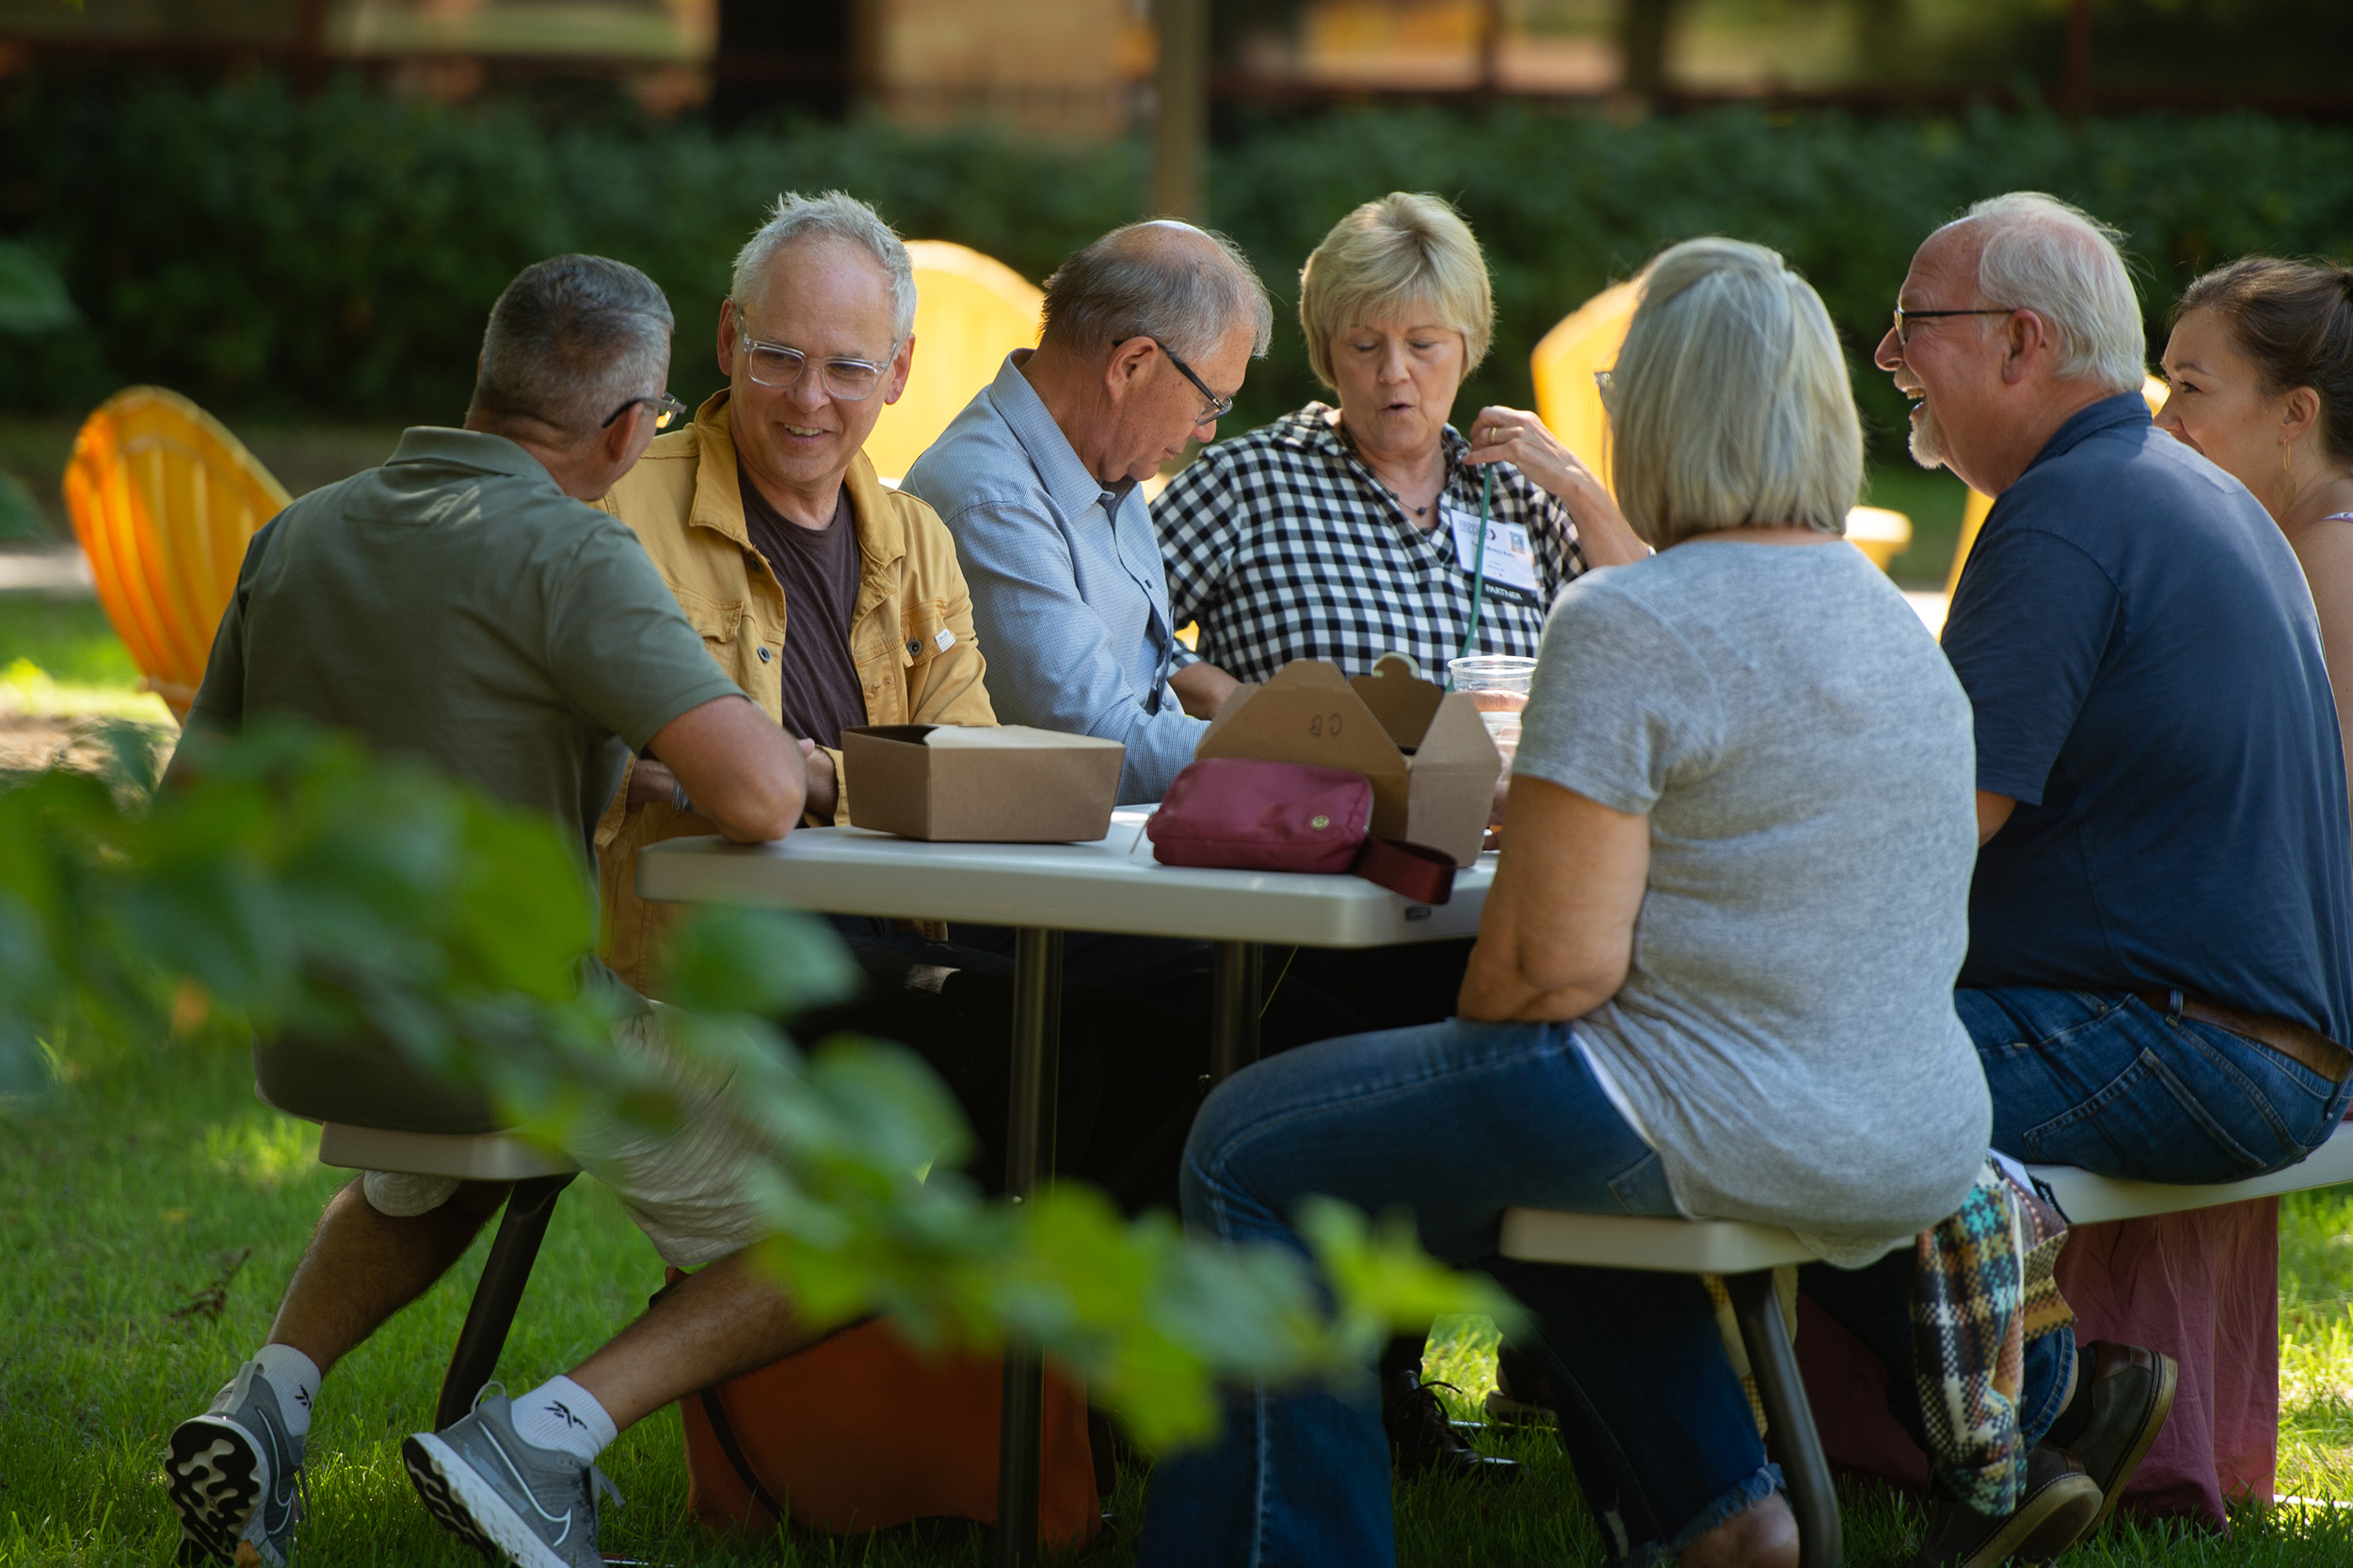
xmin=731 ymin=190 xmax=917 ymax=341
xmin=1953 ymin=192 xmax=2144 ymax=393
xmin=1039 ymin=220 xmax=1273 ymax=362
xmin=1611 ymin=237 xmax=1864 ymax=548
xmin=472 ymin=254 xmax=673 ymax=441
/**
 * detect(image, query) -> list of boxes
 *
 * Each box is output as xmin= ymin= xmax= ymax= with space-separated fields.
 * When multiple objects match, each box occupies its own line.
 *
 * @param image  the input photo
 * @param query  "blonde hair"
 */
xmin=1299 ymin=193 xmax=1494 ymax=388
xmin=1611 ymin=237 xmax=1863 ymax=549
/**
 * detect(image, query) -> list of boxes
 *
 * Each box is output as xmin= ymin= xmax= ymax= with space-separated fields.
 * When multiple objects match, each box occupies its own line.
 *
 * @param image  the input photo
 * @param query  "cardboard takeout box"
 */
xmin=1193 ymin=656 xmax=1500 ymax=867
xmin=841 ymin=724 xmax=1125 ymax=842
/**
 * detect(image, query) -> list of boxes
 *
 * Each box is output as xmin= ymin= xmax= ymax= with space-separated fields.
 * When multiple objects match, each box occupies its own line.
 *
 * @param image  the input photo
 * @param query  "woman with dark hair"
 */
xmin=2157 ymin=257 xmax=2353 ymax=780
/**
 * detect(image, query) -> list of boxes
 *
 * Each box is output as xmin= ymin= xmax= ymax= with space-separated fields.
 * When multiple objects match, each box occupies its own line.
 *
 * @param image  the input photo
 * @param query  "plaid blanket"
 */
xmin=1911 ymin=1160 xmax=2075 ymax=1514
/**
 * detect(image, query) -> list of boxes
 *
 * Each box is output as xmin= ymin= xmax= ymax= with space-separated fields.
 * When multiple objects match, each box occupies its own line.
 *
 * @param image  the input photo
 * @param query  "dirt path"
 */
xmin=1 ymin=712 xmax=173 ymax=776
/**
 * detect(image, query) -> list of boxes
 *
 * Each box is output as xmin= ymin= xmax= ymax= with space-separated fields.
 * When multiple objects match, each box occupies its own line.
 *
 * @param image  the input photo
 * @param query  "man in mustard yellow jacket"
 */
xmin=595 ymin=192 xmax=995 ymax=993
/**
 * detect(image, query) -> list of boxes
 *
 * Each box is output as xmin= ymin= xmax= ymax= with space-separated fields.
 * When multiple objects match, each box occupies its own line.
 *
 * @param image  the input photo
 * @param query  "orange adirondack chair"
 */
xmin=1531 ymin=280 xmax=1913 ymax=570
xmin=63 ymin=387 xmax=291 ymax=720
xmin=863 ymin=241 xmax=1043 ymax=485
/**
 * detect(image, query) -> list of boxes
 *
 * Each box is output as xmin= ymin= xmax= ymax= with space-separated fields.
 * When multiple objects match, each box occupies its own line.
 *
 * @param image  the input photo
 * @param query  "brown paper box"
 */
xmin=841 ymin=724 xmax=1125 ymax=842
xmin=1193 ymin=656 xmax=1500 ymax=867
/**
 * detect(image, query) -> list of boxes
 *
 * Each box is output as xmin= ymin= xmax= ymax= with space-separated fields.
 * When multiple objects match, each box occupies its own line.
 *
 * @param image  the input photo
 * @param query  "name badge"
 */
xmin=1447 ymin=501 xmax=1541 ymax=595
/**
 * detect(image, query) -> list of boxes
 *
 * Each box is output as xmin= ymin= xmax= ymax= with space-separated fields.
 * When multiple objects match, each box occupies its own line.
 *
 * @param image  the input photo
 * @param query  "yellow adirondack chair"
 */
xmin=1943 ymin=376 xmax=2170 ymax=597
xmin=63 ymin=387 xmax=291 ymax=720
xmin=863 ymin=241 xmax=1044 ymax=485
xmin=1529 ymin=280 xmax=1637 ymax=500
xmin=1532 ymin=280 xmax=1913 ymax=570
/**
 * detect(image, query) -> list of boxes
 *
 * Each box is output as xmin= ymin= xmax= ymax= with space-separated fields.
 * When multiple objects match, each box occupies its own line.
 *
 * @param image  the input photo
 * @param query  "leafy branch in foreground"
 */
xmin=0 ymin=719 xmax=1513 ymax=1448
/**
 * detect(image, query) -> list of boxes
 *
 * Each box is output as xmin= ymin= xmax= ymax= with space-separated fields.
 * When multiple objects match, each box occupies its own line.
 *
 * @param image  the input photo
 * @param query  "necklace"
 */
xmin=1385 ymin=488 xmax=1431 ymax=518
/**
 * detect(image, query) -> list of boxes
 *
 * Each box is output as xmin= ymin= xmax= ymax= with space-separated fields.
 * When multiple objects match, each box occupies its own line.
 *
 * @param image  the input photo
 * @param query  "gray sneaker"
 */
xmin=403 ymin=1388 xmax=621 ymax=1568
xmin=163 ymin=1361 xmax=307 ymax=1566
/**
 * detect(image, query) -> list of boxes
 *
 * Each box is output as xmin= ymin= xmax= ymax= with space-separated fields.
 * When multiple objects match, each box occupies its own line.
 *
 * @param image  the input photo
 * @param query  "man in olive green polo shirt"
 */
xmin=162 ymin=256 xmax=826 ymax=1568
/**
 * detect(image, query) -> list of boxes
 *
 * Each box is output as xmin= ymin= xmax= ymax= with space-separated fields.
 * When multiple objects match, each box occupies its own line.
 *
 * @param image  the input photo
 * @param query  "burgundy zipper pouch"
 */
xmin=1146 ymin=757 xmax=1372 ymax=873
xmin=1145 ymin=757 xmax=1460 ymax=904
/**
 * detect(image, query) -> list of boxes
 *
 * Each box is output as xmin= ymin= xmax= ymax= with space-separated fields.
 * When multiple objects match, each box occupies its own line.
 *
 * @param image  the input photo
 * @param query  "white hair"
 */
xmin=1610 ymin=237 xmax=1863 ymax=548
xmin=1953 ymin=192 xmax=2144 ymax=393
xmin=730 ymin=190 xmax=917 ymax=340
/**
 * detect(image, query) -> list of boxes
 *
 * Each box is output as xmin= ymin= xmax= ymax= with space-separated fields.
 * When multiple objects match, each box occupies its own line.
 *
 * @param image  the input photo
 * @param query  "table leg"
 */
xmin=1209 ymin=939 xmax=1263 ymax=1082
xmin=998 ymin=927 xmax=1062 ymax=1567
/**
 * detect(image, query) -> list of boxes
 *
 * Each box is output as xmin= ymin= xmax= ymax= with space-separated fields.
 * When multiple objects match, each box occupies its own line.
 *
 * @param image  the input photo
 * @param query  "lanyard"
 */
xmin=1454 ymin=464 xmax=1494 ymax=669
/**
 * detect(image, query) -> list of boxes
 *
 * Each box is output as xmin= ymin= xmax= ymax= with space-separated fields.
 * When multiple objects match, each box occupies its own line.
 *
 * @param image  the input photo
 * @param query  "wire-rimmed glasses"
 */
xmin=1890 ymin=305 xmax=2016 ymax=346
xmin=1147 ymin=337 xmax=1236 ymax=424
xmin=602 ymin=392 xmax=690 ymax=432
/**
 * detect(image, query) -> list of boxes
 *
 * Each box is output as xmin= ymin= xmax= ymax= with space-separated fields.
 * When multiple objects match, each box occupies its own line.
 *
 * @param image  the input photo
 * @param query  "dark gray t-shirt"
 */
xmin=739 ymin=468 xmax=867 ymax=749
xmin=1515 ymin=539 xmax=1990 ymax=1265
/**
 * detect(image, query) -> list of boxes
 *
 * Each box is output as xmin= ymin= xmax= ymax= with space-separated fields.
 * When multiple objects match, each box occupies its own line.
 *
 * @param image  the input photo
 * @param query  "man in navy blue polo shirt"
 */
xmin=1865 ymin=190 xmax=2353 ymax=1551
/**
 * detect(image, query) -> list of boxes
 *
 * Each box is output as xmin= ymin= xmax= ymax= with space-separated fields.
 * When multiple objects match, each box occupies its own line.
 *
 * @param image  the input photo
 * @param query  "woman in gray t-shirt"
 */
xmin=1141 ymin=240 xmax=2012 ymax=1568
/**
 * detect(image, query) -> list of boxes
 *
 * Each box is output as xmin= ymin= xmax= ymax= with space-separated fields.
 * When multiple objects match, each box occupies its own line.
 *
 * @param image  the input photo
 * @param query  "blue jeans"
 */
xmin=1135 ymin=1018 xmax=1781 ymax=1568
xmin=1961 ymin=987 xmax=2353 ymax=1183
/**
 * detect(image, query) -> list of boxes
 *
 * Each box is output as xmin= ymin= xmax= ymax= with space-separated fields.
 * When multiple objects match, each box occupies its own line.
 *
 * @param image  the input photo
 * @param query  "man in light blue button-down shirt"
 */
xmin=903 ymin=221 xmax=1272 ymax=804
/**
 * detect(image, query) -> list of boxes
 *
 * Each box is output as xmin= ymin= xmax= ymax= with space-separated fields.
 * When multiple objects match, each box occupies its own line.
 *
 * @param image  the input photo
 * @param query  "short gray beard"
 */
xmin=1907 ymin=404 xmax=1949 ymax=471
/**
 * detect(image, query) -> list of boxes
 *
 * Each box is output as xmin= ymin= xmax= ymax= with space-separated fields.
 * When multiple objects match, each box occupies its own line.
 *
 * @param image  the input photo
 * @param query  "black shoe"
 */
xmin=2045 ymin=1339 xmax=2177 ymax=1534
xmin=1903 ymin=1448 xmax=2102 ymax=1568
xmin=1383 ymin=1373 xmax=1520 ymax=1485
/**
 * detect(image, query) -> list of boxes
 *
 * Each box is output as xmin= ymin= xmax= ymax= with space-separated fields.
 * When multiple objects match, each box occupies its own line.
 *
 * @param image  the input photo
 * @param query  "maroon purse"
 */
xmin=1146 ymin=758 xmax=1457 ymax=904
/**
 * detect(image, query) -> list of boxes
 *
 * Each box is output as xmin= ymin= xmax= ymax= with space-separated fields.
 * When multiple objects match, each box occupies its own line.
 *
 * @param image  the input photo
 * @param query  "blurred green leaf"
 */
xmin=2 ymin=716 xmax=1511 ymax=1450
xmin=0 ymin=241 xmax=75 ymax=337
xmin=658 ymin=904 xmax=859 ymax=1018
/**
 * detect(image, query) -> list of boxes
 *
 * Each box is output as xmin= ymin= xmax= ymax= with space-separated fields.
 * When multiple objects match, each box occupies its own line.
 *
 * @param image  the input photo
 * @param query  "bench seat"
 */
xmin=1494 ymin=1121 xmax=2353 ymax=1568
xmin=1498 ymin=1120 xmax=2353 ymax=1274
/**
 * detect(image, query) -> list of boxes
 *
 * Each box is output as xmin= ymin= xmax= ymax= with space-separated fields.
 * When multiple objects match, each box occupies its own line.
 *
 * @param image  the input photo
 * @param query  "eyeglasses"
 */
xmin=1891 ymin=305 xmax=2017 ymax=346
xmin=1592 ymin=367 xmax=1616 ymax=409
xmin=602 ymin=392 xmax=690 ymax=432
xmin=733 ymin=313 xmax=899 ymax=400
xmin=1146 ymin=337 xmax=1236 ymax=424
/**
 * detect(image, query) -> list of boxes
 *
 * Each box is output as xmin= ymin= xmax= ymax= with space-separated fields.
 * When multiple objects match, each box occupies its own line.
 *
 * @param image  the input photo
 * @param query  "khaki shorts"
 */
xmin=360 ymin=1006 xmax=770 ymax=1268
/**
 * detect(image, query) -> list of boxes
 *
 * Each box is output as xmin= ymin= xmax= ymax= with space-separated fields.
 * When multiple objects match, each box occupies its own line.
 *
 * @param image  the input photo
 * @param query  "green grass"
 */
xmin=0 ymin=595 xmax=142 ymax=688
xmin=7 ymin=1035 xmax=2353 ymax=1567
xmin=0 ymin=593 xmax=172 ymax=726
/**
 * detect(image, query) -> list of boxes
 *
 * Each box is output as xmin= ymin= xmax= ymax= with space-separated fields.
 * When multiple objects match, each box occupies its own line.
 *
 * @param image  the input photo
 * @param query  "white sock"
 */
xmin=249 ymin=1344 xmax=321 ymax=1441
xmin=509 ymin=1375 xmax=616 ymax=1465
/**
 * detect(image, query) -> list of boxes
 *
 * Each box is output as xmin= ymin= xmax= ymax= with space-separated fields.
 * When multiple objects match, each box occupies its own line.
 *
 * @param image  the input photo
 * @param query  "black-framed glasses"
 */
xmin=603 ymin=392 xmax=690 ymax=432
xmin=1891 ymin=305 xmax=2017 ymax=346
xmin=732 ymin=312 xmax=899 ymax=400
xmin=1146 ymin=337 xmax=1236 ymax=424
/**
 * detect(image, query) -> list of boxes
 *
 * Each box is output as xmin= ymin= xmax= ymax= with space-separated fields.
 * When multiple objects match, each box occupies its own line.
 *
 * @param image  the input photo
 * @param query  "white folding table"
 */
xmin=637 ymin=808 xmax=1493 ymax=1565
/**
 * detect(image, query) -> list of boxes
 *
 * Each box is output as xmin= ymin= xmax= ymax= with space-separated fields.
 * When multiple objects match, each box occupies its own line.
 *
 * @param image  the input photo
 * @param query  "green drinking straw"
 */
xmin=1454 ymin=463 xmax=1496 ymax=674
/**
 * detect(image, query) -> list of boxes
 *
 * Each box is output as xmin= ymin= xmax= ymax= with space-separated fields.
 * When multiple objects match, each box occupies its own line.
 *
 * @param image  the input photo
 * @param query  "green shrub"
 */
xmin=8 ymin=76 xmax=2353 ymax=457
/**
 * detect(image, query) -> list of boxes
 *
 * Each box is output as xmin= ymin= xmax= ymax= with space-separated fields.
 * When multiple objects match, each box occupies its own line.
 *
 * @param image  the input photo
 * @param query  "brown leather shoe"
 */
xmin=2046 ymin=1339 xmax=2178 ymax=1533
xmin=1903 ymin=1448 xmax=2102 ymax=1568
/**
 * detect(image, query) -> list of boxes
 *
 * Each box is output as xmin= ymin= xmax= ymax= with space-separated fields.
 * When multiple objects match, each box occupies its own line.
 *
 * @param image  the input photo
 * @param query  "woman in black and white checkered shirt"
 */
xmin=1153 ymin=192 xmax=1648 ymax=694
